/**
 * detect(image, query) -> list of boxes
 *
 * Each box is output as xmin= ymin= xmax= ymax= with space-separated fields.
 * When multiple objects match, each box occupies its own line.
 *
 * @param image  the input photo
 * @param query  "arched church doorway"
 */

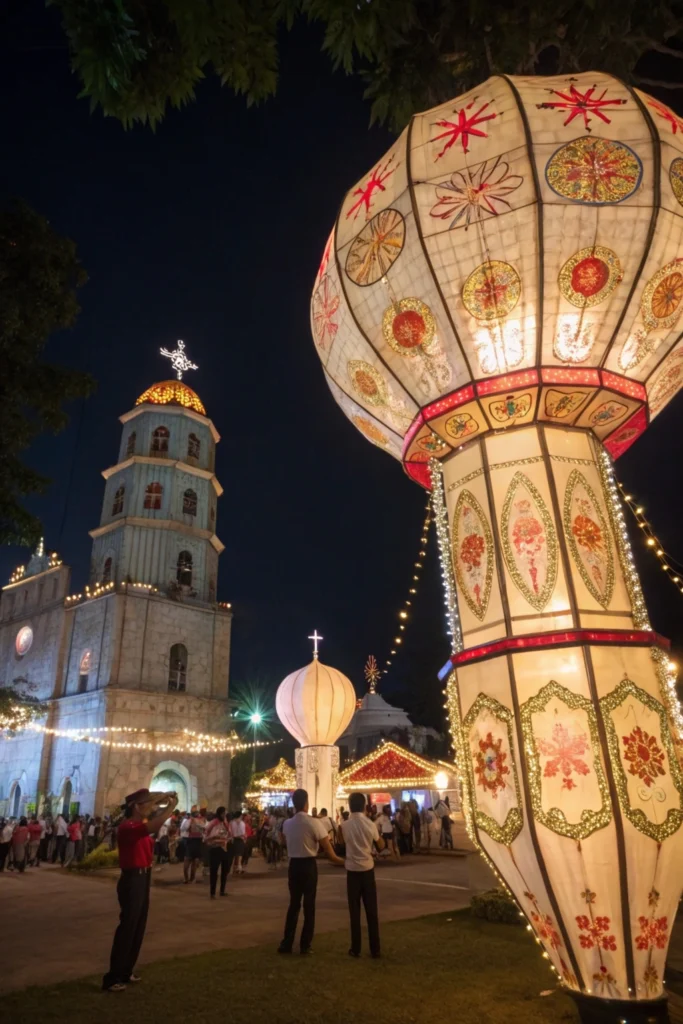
xmin=11 ymin=784 xmax=21 ymax=817
xmin=150 ymin=768 xmax=189 ymax=812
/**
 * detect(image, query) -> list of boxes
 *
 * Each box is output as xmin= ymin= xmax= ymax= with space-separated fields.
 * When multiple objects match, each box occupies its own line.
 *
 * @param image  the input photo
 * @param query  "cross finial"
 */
xmin=160 ymin=339 xmax=198 ymax=381
xmin=308 ymin=630 xmax=323 ymax=660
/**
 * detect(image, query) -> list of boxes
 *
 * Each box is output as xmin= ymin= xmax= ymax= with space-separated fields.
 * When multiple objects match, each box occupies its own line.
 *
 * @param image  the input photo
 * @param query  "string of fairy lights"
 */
xmin=618 ymin=480 xmax=683 ymax=597
xmin=374 ymin=498 xmax=433 ymax=680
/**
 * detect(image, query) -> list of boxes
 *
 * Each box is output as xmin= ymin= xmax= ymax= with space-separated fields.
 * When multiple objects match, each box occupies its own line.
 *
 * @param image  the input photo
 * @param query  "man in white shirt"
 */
xmin=341 ymin=792 xmax=384 ymax=959
xmin=317 ymin=808 xmax=334 ymax=839
xmin=52 ymin=813 xmax=68 ymax=864
xmin=228 ymin=812 xmax=246 ymax=874
xmin=278 ymin=789 xmax=344 ymax=955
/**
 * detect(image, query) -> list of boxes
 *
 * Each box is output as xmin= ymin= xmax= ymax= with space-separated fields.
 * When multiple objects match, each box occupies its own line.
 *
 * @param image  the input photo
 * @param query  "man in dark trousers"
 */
xmin=102 ymin=788 xmax=178 ymax=992
xmin=278 ymin=788 xmax=343 ymax=955
xmin=341 ymin=791 xmax=384 ymax=959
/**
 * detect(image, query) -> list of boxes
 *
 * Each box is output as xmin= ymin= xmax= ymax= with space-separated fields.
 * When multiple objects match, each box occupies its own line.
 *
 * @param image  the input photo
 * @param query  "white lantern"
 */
xmin=276 ymin=659 xmax=356 ymax=813
xmin=311 ymin=72 xmax=683 ymax=1023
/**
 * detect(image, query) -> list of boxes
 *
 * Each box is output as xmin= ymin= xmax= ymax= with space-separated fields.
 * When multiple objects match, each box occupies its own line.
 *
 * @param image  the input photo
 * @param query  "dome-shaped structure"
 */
xmin=311 ymin=72 xmax=683 ymax=487
xmin=136 ymin=380 xmax=206 ymax=416
xmin=276 ymin=659 xmax=356 ymax=747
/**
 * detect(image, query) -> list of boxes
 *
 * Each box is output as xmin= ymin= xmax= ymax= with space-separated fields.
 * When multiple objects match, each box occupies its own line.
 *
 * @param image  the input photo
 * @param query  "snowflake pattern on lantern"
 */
xmin=536 ymin=723 xmax=591 ymax=791
xmin=576 ymin=914 xmax=617 ymax=951
xmin=429 ymin=155 xmax=523 ymax=229
xmin=537 ymin=83 xmax=627 ymax=129
xmin=345 ymin=208 xmax=405 ymax=286
xmin=501 ymin=472 xmax=558 ymax=611
xmin=563 ymin=470 xmax=615 ymax=608
xmin=453 ymin=488 xmax=493 ymax=620
xmin=622 ymin=727 xmax=666 ymax=789
xmin=545 ymin=136 xmax=643 ymax=204
xmin=473 ymin=731 xmax=510 ymax=796
xmin=636 ymin=915 xmax=668 ymax=951
xmin=311 ymin=275 xmax=340 ymax=351
xmin=431 ymin=98 xmax=497 ymax=159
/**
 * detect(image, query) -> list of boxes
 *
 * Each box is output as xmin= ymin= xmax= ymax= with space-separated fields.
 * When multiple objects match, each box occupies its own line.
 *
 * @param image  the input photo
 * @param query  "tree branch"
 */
xmin=633 ymin=75 xmax=683 ymax=89
xmin=649 ymin=41 xmax=683 ymax=59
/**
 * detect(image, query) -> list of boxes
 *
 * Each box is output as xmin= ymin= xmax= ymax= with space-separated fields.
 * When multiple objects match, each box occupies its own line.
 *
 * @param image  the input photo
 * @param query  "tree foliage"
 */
xmin=51 ymin=0 xmax=683 ymax=131
xmin=0 ymin=201 xmax=95 ymax=547
xmin=0 ymin=685 xmax=48 ymax=732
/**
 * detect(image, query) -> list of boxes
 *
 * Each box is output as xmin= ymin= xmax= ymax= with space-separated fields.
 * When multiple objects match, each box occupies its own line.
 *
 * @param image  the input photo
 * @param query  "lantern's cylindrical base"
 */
xmin=569 ymin=991 xmax=669 ymax=1024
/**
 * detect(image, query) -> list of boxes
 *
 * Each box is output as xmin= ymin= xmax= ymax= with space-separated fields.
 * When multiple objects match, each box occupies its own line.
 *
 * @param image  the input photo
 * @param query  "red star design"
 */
xmin=648 ymin=97 xmax=683 ymax=135
xmin=432 ymin=99 xmax=497 ymax=159
xmin=346 ymin=156 xmax=396 ymax=220
xmin=538 ymin=84 xmax=627 ymax=129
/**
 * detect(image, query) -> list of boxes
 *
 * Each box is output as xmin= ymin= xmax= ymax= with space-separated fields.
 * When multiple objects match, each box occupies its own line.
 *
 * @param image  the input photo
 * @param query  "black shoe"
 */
xmin=277 ymin=944 xmax=292 ymax=955
xmin=210 ymin=894 xmax=216 ymax=900
xmin=220 ymin=891 xmax=228 ymax=897
xmin=348 ymin=950 xmax=360 ymax=958
xmin=300 ymin=947 xmax=313 ymax=955
xmin=371 ymin=953 xmax=381 ymax=959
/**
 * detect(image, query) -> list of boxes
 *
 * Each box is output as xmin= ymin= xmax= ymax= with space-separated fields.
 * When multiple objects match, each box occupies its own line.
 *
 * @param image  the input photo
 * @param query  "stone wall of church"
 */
xmin=0 ymin=566 xmax=71 ymax=701
xmin=61 ymin=595 xmax=119 ymax=695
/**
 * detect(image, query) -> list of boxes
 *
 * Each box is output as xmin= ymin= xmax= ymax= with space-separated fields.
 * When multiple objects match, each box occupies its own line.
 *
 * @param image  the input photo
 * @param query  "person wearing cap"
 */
xmin=102 ymin=787 xmax=178 ymax=992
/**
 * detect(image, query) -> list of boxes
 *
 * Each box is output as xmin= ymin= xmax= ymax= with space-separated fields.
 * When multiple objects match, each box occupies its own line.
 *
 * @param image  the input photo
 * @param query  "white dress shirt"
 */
xmin=282 ymin=812 xmax=327 ymax=858
xmin=229 ymin=818 xmax=246 ymax=839
xmin=340 ymin=813 xmax=381 ymax=872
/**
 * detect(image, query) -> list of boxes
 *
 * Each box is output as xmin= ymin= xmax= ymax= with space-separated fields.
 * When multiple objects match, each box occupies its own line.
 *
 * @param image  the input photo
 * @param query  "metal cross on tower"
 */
xmin=308 ymin=630 xmax=323 ymax=659
xmin=160 ymin=339 xmax=198 ymax=381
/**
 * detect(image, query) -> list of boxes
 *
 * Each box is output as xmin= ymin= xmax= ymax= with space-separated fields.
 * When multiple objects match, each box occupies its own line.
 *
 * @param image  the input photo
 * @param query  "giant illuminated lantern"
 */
xmin=310 ymin=72 xmax=683 ymax=1022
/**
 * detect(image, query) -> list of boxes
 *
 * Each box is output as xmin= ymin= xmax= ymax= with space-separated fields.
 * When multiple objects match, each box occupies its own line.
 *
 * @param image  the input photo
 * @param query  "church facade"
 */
xmin=0 ymin=378 xmax=233 ymax=818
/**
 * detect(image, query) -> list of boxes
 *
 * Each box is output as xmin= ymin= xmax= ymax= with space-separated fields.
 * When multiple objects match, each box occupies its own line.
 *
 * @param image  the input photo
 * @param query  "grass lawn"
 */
xmin=5 ymin=910 xmax=579 ymax=1023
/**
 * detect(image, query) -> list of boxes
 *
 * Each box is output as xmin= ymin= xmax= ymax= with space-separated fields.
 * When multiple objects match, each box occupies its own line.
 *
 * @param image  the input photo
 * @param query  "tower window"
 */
xmin=176 ymin=550 xmax=193 ymax=587
xmin=187 ymin=433 xmax=200 ymax=461
xmin=126 ymin=431 xmax=136 ymax=458
xmin=183 ymin=488 xmax=197 ymax=517
xmin=151 ymin=426 xmax=169 ymax=455
xmin=144 ymin=482 xmax=163 ymax=510
xmin=112 ymin=485 xmax=125 ymax=516
xmin=78 ymin=649 xmax=92 ymax=693
xmin=168 ymin=643 xmax=188 ymax=692
xmin=102 ymin=557 xmax=113 ymax=583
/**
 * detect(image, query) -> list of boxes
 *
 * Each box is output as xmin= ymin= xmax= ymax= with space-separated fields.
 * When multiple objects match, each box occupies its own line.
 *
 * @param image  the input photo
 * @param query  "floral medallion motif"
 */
xmin=348 ymin=360 xmax=388 ymax=406
xmin=488 ymin=392 xmax=532 ymax=425
xmin=558 ymin=246 xmax=623 ymax=308
xmin=600 ymin=678 xmax=683 ymax=842
xmin=622 ymin=727 xmax=666 ymax=788
xmin=501 ymin=472 xmax=558 ymax=611
xmin=462 ymin=260 xmax=521 ymax=320
xmin=382 ymin=298 xmax=437 ymax=355
xmin=648 ymin=348 xmax=683 ymax=416
xmin=444 ymin=411 xmax=478 ymax=442
xmin=520 ymin=680 xmax=611 ymax=840
xmin=452 ymin=489 xmax=493 ymax=620
xmin=641 ymin=258 xmax=683 ymax=331
xmin=311 ymin=275 xmax=340 ymax=351
xmin=462 ymin=693 xmax=523 ymax=845
xmin=563 ymin=470 xmax=615 ymax=608
xmin=589 ymin=400 xmax=628 ymax=429
xmin=429 ymin=155 xmax=523 ymax=230
xmin=576 ymin=914 xmax=617 ymax=951
xmin=545 ymin=389 xmax=589 ymax=420
xmin=345 ymin=207 xmax=405 ymax=286
xmin=545 ymin=136 xmax=643 ymax=204
xmin=670 ymin=157 xmax=683 ymax=208
xmin=351 ymin=415 xmax=389 ymax=448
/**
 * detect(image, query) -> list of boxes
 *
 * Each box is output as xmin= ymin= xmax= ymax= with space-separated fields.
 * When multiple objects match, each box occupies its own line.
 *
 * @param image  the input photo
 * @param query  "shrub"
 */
xmin=470 ymin=888 xmax=522 ymax=925
xmin=71 ymin=845 xmax=119 ymax=871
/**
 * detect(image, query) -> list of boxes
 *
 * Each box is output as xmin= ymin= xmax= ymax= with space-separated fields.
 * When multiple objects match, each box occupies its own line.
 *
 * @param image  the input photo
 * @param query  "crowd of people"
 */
xmin=0 ymin=795 xmax=456 ymax=877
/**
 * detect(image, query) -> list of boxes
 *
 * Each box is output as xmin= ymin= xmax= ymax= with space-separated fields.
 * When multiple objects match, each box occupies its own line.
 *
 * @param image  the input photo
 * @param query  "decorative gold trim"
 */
xmin=563 ymin=469 xmax=615 ymax=609
xmin=520 ymin=680 xmax=612 ymax=840
xmin=452 ymin=489 xmax=494 ymax=621
xmin=462 ymin=692 xmax=524 ymax=845
xmin=501 ymin=471 xmax=558 ymax=611
xmin=600 ymin=678 xmax=683 ymax=842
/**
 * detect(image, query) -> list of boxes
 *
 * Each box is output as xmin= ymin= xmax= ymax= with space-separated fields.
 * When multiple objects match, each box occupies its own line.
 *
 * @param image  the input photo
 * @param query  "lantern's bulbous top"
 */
xmin=275 ymin=659 xmax=356 ymax=747
xmin=310 ymin=71 xmax=683 ymax=487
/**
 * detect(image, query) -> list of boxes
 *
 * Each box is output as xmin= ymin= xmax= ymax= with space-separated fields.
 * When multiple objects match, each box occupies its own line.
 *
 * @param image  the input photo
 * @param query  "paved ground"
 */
xmin=0 ymin=851 xmax=496 ymax=992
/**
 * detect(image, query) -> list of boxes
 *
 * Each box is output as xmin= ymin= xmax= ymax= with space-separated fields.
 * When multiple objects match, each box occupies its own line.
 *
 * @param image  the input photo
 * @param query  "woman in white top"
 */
xmin=229 ymin=812 xmax=246 ymax=875
xmin=378 ymin=804 xmax=398 ymax=858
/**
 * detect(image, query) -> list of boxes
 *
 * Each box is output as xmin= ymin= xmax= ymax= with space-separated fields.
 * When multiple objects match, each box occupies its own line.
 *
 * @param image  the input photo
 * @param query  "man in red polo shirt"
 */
xmin=102 ymin=788 xmax=178 ymax=992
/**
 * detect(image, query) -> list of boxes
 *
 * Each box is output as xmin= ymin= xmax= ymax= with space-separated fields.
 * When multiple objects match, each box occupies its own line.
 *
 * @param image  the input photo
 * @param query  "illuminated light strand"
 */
xmin=617 ymin=479 xmax=683 ymax=596
xmin=63 ymin=582 xmax=232 ymax=609
xmin=379 ymin=499 xmax=433 ymax=677
xmin=429 ymin=458 xmax=463 ymax=654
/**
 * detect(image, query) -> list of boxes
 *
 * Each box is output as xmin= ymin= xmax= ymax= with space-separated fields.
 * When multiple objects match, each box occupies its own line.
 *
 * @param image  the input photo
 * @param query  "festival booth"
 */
xmin=245 ymin=757 xmax=296 ymax=810
xmin=337 ymin=739 xmax=459 ymax=814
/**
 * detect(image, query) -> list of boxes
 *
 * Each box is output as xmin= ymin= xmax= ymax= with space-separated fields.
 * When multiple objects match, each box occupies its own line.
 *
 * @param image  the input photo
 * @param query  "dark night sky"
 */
xmin=1 ymin=6 xmax=683 ymax=731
